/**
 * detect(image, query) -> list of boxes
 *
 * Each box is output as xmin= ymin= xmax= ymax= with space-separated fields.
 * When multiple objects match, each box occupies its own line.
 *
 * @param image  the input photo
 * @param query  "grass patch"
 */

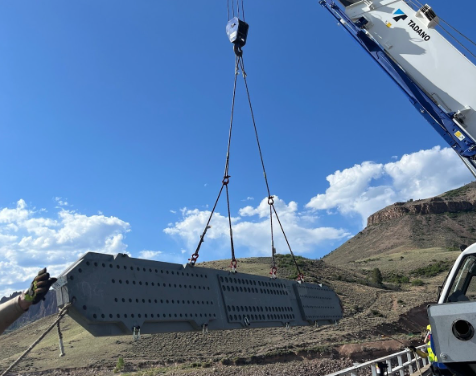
xmin=114 ymin=356 xmax=124 ymax=373
xmin=385 ymin=273 xmax=410 ymax=284
xmin=355 ymin=257 xmax=381 ymax=264
xmin=411 ymin=261 xmax=452 ymax=278
xmin=275 ymin=254 xmax=307 ymax=269
xmin=371 ymin=310 xmax=385 ymax=317
xmin=442 ymin=185 xmax=470 ymax=198
xmin=412 ymin=279 xmax=424 ymax=286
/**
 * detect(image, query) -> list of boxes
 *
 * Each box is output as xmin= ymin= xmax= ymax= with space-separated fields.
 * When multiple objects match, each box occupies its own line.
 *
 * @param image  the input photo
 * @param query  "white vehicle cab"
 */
xmin=428 ymin=244 xmax=476 ymax=376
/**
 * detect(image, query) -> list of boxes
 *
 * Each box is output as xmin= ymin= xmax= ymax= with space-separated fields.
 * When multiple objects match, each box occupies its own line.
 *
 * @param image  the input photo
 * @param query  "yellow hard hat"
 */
xmin=427 ymin=325 xmax=431 ymax=330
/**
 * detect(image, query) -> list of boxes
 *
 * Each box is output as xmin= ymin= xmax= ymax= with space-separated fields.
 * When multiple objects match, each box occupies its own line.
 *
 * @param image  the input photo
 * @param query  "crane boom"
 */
xmin=319 ymin=2 xmax=476 ymax=375
xmin=320 ymin=0 xmax=476 ymax=176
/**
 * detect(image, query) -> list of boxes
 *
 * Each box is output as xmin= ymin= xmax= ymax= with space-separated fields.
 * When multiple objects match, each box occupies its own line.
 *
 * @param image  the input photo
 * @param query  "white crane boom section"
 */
xmin=344 ymin=0 xmax=476 ymax=138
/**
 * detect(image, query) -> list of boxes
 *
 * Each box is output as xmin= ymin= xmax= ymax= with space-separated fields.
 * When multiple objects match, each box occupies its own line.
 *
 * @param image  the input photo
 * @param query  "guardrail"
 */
xmin=325 ymin=345 xmax=429 ymax=376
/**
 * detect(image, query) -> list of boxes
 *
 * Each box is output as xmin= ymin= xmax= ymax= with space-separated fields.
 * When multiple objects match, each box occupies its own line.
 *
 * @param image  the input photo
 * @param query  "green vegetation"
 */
xmin=412 ymin=279 xmax=424 ymax=286
xmin=355 ymin=257 xmax=381 ymax=264
xmin=371 ymin=309 xmax=385 ymax=317
xmin=114 ymin=356 xmax=124 ymax=373
xmin=275 ymin=254 xmax=307 ymax=269
xmin=385 ymin=274 xmax=410 ymax=284
xmin=411 ymin=261 xmax=452 ymax=278
xmin=371 ymin=268 xmax=383 ymax=285
xmin=442 ymin=185 xmax=470 ymax=198
xmin=186 ymin=361 xmax=211 ymax=368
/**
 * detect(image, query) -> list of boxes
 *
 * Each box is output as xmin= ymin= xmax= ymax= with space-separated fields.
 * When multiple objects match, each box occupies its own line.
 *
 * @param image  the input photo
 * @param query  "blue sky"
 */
xmin=0 ymin=0 xmax=475 ymax=295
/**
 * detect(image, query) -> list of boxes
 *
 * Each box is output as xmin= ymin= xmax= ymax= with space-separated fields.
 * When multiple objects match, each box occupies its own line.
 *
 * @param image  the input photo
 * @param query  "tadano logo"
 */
xmin=393 ymin=9 xmax=408 ymax=22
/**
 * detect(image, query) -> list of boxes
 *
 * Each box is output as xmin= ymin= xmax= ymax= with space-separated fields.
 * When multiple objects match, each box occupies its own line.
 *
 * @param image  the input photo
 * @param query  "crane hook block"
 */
xmin=226 ymin=17 xmax=249 ymax=48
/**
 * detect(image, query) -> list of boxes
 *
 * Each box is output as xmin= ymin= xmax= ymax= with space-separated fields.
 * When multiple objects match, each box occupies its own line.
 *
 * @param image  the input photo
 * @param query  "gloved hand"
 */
xmin=24 ymin=268 xmax=57 ymax=305
xmin=408 ymin=345 xmax=417 ymax=352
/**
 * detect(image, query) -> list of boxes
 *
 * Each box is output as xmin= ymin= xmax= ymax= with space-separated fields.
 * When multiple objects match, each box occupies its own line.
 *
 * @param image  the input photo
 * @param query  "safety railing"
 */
xmin=325 ymin=345 xmax=428 ymax=376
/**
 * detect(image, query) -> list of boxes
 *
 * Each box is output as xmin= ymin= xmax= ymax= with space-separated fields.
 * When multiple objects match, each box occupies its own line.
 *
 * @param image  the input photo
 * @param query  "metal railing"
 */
xmin=326 ymin=345 xmax=429 ymax=376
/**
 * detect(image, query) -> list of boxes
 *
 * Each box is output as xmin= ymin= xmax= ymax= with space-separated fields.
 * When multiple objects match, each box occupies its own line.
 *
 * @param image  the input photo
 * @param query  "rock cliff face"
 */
xmin=324 ymin=182 xmax=476 ymax=267
xmin=367 ymin=197 xmax=476 ymax=226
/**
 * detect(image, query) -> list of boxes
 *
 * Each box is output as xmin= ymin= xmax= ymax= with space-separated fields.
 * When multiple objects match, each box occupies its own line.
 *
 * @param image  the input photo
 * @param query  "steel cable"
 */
xmin=404 ymin=0 xmax=476 ymax=58
xmin=0 ymin=304 xmax=71 ymax=376
xmin=238 ymin=56 xmax=304 ymax=280
xmin=189 ymin=57 xmax=240 ymax=265
xmin=438 ymin=24 xmax=476 ymax=60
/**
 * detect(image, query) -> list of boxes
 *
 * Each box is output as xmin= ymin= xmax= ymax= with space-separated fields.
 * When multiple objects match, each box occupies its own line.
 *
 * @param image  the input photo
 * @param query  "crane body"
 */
xmin=320 ymin=1 xmax=476 ymax=375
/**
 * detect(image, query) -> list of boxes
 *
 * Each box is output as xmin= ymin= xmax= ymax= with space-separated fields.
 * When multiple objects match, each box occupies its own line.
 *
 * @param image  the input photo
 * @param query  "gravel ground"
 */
xmin=8 ymin=357 xmax=357 ymax=376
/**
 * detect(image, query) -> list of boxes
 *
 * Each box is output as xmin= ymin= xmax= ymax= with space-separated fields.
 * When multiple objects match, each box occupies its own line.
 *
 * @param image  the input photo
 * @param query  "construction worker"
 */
xmin=0 ymin=268 xmax=57 ymax=334
xmin=408 ymin=325 xmax=453 ymax=376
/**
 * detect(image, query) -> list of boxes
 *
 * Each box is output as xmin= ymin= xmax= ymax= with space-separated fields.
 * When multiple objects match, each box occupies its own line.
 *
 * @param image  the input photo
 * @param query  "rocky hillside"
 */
xmin=368 ymin=182 xmax=476 ymax=226
xmin=324 ymin=182 xmax=476 ymax=268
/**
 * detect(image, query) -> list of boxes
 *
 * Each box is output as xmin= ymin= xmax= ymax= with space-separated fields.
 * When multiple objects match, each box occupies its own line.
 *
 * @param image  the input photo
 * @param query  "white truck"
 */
xmin=428 ymin=246 xmax=476 ymax=376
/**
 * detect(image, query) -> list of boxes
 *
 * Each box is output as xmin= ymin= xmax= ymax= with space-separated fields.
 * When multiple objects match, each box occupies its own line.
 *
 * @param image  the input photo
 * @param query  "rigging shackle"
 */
xmin=226 ymin=17 xmax=249 ymax=56
xmin=189 ymin=253 xmax=199 ymax=266
xmin=230 ymin=259 xmax=238 ymax=273
xmin=189 ymin=225 xmax=212 ymax=266
xmin=270 ymin=266 xmax=277 ymax=279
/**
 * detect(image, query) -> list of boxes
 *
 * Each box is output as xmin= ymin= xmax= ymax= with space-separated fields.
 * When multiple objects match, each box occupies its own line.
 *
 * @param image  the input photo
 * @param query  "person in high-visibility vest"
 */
xmin=409 ymin=325 xmax=453 ymax=376
xmin=427 ymin=325 xmax=453 ymax=376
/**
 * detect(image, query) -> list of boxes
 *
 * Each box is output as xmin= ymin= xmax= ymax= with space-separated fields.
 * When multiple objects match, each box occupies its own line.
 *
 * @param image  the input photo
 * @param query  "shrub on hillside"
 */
xmin=114 ymin=357 xmax=124 ymax=373
xmin=385 ymin=273 xmax=410 ymax=284
xmin=371 ymin=268 xmax=383 ymax=285
xmin=412 ymin=279 xmax=424 ymax=286
xmin=275 ymin=254 xmax=307 ymax=269
xmin=411 ymin=261 xmax=452 ymax=278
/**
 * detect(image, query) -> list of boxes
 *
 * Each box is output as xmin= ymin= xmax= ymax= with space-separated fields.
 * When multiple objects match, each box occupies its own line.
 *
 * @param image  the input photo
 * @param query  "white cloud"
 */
xmin=306 ymin=147 xmax=474 ymax=226
xmin=164 ymin=196 xmax=349 ymax=259
xmin=54 ymin=197 xmax=69 ymax=207
xmin=0 ymin=200 xmax=131 ymax=297
xmin=139 ymin=250 xmax=163 ymax=259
